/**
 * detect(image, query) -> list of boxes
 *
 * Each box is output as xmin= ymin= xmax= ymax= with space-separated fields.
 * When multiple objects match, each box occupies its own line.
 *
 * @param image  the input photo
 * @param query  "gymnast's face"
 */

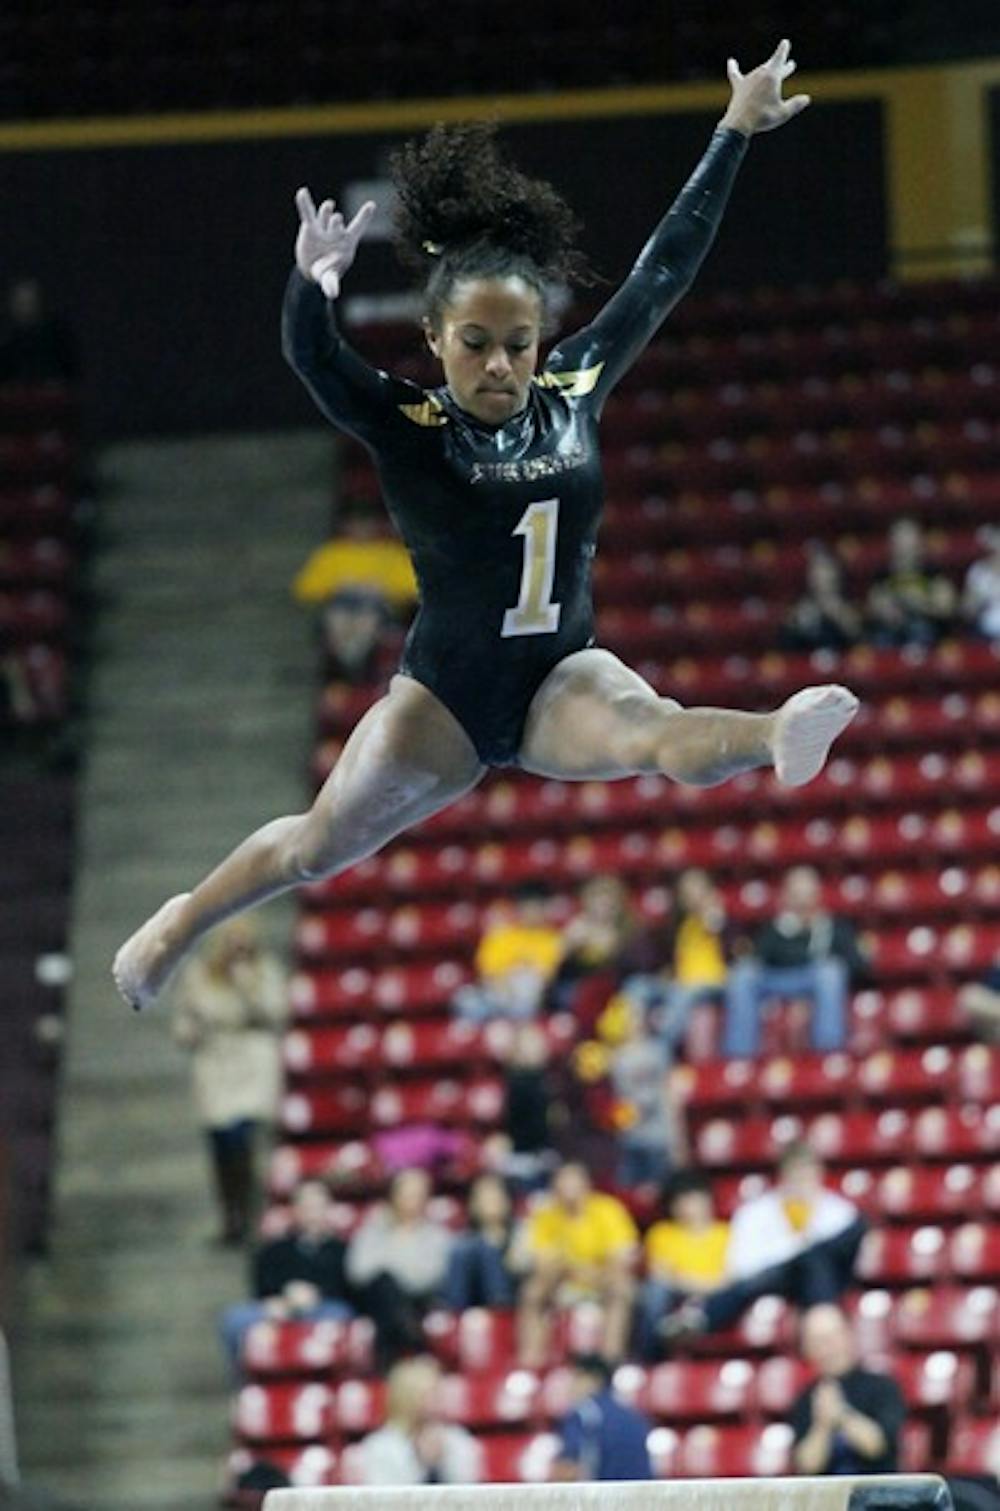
xmin=426 ymin=276 xmax=542 ymax=425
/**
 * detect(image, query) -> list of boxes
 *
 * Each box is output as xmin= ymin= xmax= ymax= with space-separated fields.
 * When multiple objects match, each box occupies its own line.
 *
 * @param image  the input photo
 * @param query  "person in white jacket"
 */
xmin=355 ymin=1357 xmax=479 ymax=1487
xmin=661 ymin=1141 xmax=867 ymax=1345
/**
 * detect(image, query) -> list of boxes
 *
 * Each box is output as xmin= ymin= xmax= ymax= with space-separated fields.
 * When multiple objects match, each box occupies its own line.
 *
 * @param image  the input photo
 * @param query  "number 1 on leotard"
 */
xmin=502 ymin=497 xmax=562 ymax=637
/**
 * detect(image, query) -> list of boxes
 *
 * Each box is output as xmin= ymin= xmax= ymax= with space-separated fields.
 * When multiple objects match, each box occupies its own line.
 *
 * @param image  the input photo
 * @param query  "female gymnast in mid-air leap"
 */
xmin=114 ymin=40 xmax=858 ymax=1011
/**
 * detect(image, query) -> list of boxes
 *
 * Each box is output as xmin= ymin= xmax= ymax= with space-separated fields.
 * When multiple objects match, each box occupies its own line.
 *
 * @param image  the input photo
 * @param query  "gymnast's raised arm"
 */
xmin=281 ymin=190 xmax=406 ymax=442
xmin=548 ymin=39 xmax=811 ymax=409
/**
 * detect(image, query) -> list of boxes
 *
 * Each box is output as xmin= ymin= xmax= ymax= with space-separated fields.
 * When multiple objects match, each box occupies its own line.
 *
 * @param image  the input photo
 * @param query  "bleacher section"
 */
xmin=222 ymin=272 xmax=1000 ymax=1499
xmin=0 ymin=375 xmax=84 ymax=1266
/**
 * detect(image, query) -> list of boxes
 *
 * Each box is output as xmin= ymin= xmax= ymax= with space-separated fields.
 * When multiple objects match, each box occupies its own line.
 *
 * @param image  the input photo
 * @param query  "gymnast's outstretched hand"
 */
xmin=721 ymin=38 xmax=810 ymax=135
xmin=294 ymin=187 xmax=376 ymax=299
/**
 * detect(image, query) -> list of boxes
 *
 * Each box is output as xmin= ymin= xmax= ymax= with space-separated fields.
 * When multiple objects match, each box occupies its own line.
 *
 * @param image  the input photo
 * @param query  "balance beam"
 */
xmin=264 ymin=1475 xmax=953 ymax=1510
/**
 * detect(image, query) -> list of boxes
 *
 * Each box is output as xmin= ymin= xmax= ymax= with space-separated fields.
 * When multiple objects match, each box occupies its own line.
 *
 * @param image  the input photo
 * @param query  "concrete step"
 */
xmin=12 ymin=429 xmax=331 ymax=1509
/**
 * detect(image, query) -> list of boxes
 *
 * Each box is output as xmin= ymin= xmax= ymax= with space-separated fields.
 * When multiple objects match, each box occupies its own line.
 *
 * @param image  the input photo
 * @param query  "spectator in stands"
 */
xmin=0 ymin=277 xmax=79 ymax=385
xmin=625 ymin=867 xmax=730 ymax=1040
xmin=497 ymin=1021 xmax=558 ymax=1191
xmin=550 ymin=875 xmax=641 ymax=1010
xmin=171 ymin=917 xmax=287 ymax=1245
xmin=780 ymin=546 xmax=862 ymax=654
xmin=516 ymin=1160 xmax=637 ymax=1368
xmin=452 ymin=881 xmax=562 ymax=1022
xmin=551 ymin=1354 xmax=653 ymax=1482
xmin=866 ymin=516 xmax=957 ymax=648
xmin=961 ymin=525 xmax=1000 ymax=642
xmin=664 ymin=1142 xmax=866 ymax=1343
xmin=598 ymin=991 xmax=687 ymax=1189
xmin=356 ymin=1356 xmax=479 ymax=1486
xmin=722 ymin=865 xmax=868 ymax=1057
xmin=791 ymin=1303 xmax=905 ymax=1475
xmin=635 ymin=1169 xmax=730 ymax=1360
xmin=442 ymin=1173 xmax=528 ymax=1310
xmin=293 ymin=497 xmax=417 ymax=683
xmin=346 ymin=1167 xmax=454 ymax=1369
xmin=958 ymin=955 xmax=1000 ymax=1043
xmin=218 ymin=1177 xmax=352 ymax=1383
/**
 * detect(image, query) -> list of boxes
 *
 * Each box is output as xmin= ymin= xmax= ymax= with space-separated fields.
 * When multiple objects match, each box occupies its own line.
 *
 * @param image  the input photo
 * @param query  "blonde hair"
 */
xmin=386 ymin=1356 xmax=440 ymax=1427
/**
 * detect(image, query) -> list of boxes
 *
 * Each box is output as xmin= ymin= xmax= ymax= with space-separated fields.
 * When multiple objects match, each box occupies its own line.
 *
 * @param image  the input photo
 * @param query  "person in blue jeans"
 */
xmin=442 ymin=1173 xmax=528 ymax=1310
xmin=219 ymin=1178 xmax=352 ymax=1383
xmin=723 ymin=865 xmax=869 ymax=1057
xmin=552 ymin=1354 xmax=653 ymax=1482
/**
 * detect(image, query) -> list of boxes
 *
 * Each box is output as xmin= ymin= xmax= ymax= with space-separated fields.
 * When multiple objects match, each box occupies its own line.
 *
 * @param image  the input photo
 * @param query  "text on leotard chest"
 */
xmin=468 ymin=445 xmax=587 ymax=486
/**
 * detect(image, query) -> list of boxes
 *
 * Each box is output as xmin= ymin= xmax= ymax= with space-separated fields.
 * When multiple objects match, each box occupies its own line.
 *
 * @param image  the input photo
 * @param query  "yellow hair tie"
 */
xmin=422 ymin=239 xmax=443 ymax=256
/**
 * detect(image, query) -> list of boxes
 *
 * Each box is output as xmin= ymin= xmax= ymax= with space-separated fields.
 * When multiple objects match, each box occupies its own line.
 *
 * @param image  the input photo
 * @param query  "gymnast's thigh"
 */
xmin=518 ymin=646 xmax=682 ymax=780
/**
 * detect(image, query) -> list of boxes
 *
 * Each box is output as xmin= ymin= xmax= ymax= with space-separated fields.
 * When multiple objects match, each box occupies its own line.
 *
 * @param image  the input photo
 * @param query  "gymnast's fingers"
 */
xmin=295 ymin=185 xmax=317 ymax=224
xmin=345 ymin=200 xmax=377 ymax=244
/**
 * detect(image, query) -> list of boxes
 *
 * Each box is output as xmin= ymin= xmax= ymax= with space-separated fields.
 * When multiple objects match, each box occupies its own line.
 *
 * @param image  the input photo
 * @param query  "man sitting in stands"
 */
xmin=635 ymin=1168 xmax=730 ymax=1359
xmin=346 ymin=1166 xmax=454 ymax=1370
xmin=663 ymin=1141 xmax=866 ymax=1344
xmin=516 ymin=1160 xmax=637 ymax=1368
xmin=791 ymin=1303 xmax=904 ymax=1475
xmin=723 ymin=865 xmax=868 ymax=1057
xmin=551 ymin=1353 xmax=653 ymax=1482
xmin=219 ymin=1178 xmax=352 ymax=1383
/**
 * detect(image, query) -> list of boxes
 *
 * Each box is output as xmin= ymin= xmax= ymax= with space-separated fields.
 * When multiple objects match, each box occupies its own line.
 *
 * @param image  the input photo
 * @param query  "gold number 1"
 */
xmin=501 ymin=497 xmax=562 ymax=638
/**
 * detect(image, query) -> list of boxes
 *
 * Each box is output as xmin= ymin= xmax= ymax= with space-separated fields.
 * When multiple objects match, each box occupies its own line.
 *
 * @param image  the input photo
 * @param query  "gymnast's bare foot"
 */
xmin=772 ymin=684 xmax=859 ymax=787
xmin=112 ymin=893 xmax=193 ymax=1011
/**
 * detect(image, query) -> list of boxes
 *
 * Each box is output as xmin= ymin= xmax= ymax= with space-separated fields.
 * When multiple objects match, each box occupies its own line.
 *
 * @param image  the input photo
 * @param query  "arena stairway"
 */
xmin=8 ymin=433 xmax=331 ymax=1511
xmin=221 ymin=271 xmax=1000 ymax=1501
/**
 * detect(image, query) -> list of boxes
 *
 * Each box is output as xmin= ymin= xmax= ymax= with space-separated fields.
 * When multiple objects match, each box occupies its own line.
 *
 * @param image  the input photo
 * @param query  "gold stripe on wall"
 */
xmin=0 ymin=59 xmax=997 ymax=278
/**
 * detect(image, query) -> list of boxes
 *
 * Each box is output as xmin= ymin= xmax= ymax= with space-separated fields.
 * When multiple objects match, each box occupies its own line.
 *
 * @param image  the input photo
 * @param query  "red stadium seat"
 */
xmin=473 ymin=1432 xmax=562 ymax=1483
xmin=225 ymin=1444 xmax=338 ymax=1493
xmin=242 ymin=1317 xmax=375 ymax=1379
xmin=674 ymin=1422 xmax=794 ymax=1478
xmin=233 ymin=1382 xmax=336 ymax=1444
xmin=893 ymin=1350 xmax=976 ymax=1410
xmin=946 ymin=1417 xmax=1000 ymax=1477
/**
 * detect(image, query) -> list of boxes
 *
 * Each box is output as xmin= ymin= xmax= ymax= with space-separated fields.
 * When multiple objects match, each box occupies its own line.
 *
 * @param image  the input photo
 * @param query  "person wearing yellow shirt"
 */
xmin=615 ymin=869 xmax=729 ymax=1047
xmin=516 ymin=1161 xmax=638 ymax=1368
xmin=635 ymin=1169 xmax=729 ymax=1359
xmin=294 ymin=499 xmax=418 ymax=684
xmin=452 ymin=882 xmax=563 ymax=1022
xmin=293 ymin=499 xmax=418 ymax=611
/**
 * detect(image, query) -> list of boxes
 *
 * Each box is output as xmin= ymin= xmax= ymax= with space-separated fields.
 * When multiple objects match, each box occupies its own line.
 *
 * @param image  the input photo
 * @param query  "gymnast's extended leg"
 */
xmin=112 ymin=675 xmax=484 ymax=1010
xmin=519 ymin=648 xmax=858 ymax=785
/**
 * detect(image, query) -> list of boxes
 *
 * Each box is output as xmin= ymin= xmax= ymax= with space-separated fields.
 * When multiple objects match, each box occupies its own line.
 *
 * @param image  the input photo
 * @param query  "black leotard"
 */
xmin=283 ymin=126 xmax=748 ymax=766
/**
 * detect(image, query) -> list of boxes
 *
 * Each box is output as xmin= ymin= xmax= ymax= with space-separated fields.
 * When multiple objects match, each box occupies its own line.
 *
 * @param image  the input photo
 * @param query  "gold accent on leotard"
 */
xmin=398 ymin=396 xmax=450 ymax=427
xmin=534 ymin=361 xmax=605 ymax=398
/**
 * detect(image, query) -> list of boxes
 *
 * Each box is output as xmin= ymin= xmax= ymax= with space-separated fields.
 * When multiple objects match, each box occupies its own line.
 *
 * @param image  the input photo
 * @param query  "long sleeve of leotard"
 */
xmin=547 ymin=127 xmax=749 ymax=412
xmin=281 ymin=267 xmax=411 ymax=444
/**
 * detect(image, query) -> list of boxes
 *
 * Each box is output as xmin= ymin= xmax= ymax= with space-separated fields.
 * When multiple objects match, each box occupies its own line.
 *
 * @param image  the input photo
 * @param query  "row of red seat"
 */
xmin=0 ymin=539 xmax=74 ymax=587
xmin=279 ymin=1047 xmax=999 ymax=1139
xmin=301 ymin=860 xmax=1000 ymax=933
xmin=232 ymin=1349 xmax=982 ymax=1448
xmin=285 ymin=964 xmax=974 ymax=1044
xmin=598 ymin=369 xmax=1000 ymax=444
xmin=0 ymin=485 xmax=75 ymax=537
xmin=598 ymin=475 xmax=1000 ymax=548
xmin=238 ymin=1285 xmax=999 ymax=1383
xmin=592 ymin=531 xmax=978 ymax=595
xmin=227 ymin=1415 xmax=957 ymax=1492
xmin=269 ymin=1114 xmax=1000 ymax=1198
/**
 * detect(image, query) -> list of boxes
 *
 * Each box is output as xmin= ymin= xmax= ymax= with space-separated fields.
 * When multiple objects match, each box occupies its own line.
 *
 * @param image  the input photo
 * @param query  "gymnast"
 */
xmin=114 ymin=40 xmax=857 ymax=1011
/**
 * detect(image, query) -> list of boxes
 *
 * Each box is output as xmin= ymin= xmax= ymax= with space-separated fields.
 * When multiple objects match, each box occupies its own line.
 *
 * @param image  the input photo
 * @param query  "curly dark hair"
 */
xmin=389 ymin=121 xmax=590 ymax=328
